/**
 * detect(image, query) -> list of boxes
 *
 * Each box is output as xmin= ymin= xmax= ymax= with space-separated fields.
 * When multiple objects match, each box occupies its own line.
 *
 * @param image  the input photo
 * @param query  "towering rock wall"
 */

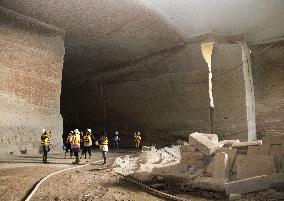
xmin=0 ymin=11 xmax=65 ymax=153
xmin=251 ymin=40 xmax=284 ymax=139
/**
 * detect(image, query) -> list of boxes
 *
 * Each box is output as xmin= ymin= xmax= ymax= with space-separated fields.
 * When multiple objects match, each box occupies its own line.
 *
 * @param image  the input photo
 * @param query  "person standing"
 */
xmin=99 ymin=132 xmax=108 ymax=165
xmin=134 ymin=131 xmax=142 ymax=150
xmin=112 ymin=131 xmax=120 ymax=153
xmin=41 ymin=129 xmax=51 ymax=164
xmin=81 ymin=129 xmax=92 ymax=159
xmin=71 ymin=129 xmax=81 ymax=164
xmin=64 ymin=131 xmax=73 ymax=158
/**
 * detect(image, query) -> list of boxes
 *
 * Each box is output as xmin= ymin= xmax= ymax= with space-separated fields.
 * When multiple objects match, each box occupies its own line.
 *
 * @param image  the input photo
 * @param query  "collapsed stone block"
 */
xmin=237 ymin=155 xmax=275 ymax=179
xmin=219 ymin=140 xmax=240 ymax=147
xmin=213 ymin=152 xmax=229 ymax=182
xmin=189 ymin=132 xmax=219 ymax=156
xmin=224 ymin=175 xmax=270 ymax=195
xmin=192 ymin=177 xmax=225 ymax=192
xmin=201 ymin=134 xmax=219 ymax=144
xmin=247 ymin=145 xmax=270 ymax=156
xmin=218 ymin=147 xmax=237 ymax=172
xmin=232 ymin=140 xmax=262 ymax=148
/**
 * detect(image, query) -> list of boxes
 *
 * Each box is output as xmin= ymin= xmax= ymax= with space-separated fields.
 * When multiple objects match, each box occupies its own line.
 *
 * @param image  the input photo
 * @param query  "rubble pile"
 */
xmin=113 ymin=132 xmax=284 ymax=199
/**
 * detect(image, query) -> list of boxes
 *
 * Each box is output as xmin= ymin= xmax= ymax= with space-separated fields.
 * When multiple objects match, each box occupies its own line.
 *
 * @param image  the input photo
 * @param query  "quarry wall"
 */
xmin=252 ymin=40 xmax=284 ymax=139
xmin=0 ymin=11 xmax=65 ymax=153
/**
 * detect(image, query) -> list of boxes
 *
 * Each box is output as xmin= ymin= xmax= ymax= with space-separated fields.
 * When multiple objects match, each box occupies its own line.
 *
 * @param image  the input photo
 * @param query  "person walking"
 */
xmin=41 ymin=129 xmax=51 ymax=164
xmin=99 ymin=132 xmax=108 ymax=165
xmin=64 ymin=131 xmax=73 ymax=158
xmin=71 ymin=129 xmax=81 ymax=164
xmin=112 ymin=131 xmax=120 ymax=153
xmin=81 ymin=129 xmax=92 ymax=159
xmin=134 ymin=131 xmax=141 ymax=150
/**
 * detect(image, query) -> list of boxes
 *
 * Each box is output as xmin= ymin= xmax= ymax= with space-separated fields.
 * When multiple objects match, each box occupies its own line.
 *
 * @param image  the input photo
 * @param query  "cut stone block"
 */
xmin=224 ymin=175 xmax=270 ymax=194
xmin=232 ymin=140 xmax=262 ymax=148
xmin=217 ymin=147 xmax=237 ymax=173
xmin=263 ymin=135 xmax=284 ymax=145
xmin=213 ymin=152 xmax=229 ymax=182
xmin=237 ymin=155 xmax=276 ymax=179
xmin=193 ymin=177 xmax=225 ymax=192
xmin=232 ymin=155 xmax=245 ymax=173
xmin=219 ymin=140 xmax=240 ymax=146
xmin=189 ymin=132 xmax=219 ymax=156
xmin=247 ymin=145 xmax=270 ymax=156
xmin=201 ymin=134 xmax=219 ymax=144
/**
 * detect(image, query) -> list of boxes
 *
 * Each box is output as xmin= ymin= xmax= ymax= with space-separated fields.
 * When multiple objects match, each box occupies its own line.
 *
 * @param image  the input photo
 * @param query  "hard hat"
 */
xmin=87 ymin=129 xmax=91 ymax=133
xmin=115 ymin=131 xmax=118 ymax=135
xmin=42 ymin=129 xmax=46 ymax=133
xmin=74 ymin=129 xmax=79 ymax=134
xmin=137 ymin=131 xmax=140 ymax=135
xmin=70 ymin=131 xmax=74 ymax=133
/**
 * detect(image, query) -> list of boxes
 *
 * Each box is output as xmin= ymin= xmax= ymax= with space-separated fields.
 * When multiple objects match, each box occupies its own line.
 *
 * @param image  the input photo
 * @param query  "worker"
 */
xmin=134 ymin=131 xmax=142 ymax=150
xmin=80 ymin=129 xmax=92 ymax=159
xmin=41 ymin=129 xmax=51 ymax=164
xmin=71 ymin=129 xmax=81 ymax=164
xmin=99 ymin=131 xmax=108 ymax=165
xmin=64 ymin=131 xmax=73 ymax=158
xmin=112 ymin=130 xmax=120 ymax=153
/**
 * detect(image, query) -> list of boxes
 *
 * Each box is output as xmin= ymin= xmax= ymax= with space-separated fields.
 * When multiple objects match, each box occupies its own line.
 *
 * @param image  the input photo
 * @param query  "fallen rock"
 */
xmin=213 ymin=152 xmax=229 ymax=182
xmin=189 ymin=132 xmax=219 ymax=156
xmin=219 ymin=140 xmax=240 ymax=147
xmin=201 ymin=134 xmax=219 ymax=144
xmin=192 ymin=177 xmax=225 ymax=192
xmin=232 ymin=140 xmax=262 ymax=148
xmin=224 ymin=175 xmax=270 ymax=195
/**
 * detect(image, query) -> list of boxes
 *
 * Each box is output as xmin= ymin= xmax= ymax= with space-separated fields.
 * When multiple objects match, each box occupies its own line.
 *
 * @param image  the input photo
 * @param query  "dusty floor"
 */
xmin=0 ymin=151 xmax=283 ymax=201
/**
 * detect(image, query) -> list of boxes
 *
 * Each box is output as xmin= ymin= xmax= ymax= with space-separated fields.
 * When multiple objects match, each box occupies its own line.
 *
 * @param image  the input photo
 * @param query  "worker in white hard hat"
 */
xmin=80 ymin=129 xmax=93 ymax=159
xmin=112 ymin=131 xmax=120 ymax=153
xmin=41 ymin=129 xmax=51 ymax=163
xmin=71 ymin=129 xmax=81 ymax=164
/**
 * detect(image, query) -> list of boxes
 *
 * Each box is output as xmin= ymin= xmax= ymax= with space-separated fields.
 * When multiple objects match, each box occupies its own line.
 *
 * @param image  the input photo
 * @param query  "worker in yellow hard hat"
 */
xmin=71 ymin=129 xmax=81 ymax=164
xmin=41 ymin=129 xmax=51 ymax=164
xmin=134 ymin=131 xmax=141 ymax=150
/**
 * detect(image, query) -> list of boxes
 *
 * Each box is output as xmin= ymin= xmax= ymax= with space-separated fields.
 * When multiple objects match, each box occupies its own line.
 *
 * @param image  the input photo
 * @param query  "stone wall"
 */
xmin=251 ymin=40 xmax=284 ymax=139
xmin=0 ymin=12 xmax=65 ymax=153
xmin=62 ymin=44 xmax=211 ymax=147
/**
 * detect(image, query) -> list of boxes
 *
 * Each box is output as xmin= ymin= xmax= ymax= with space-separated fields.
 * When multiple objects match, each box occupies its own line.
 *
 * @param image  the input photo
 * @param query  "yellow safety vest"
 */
xmin=41 ymin=134 xmax=50 ymax=145
xmin=83 ymin=135 xmax=92 ymax=142
xmin=73 ymin=134 xmax=80 ymax=145
xmin=100 ymin=136 xmax=108 ymax=145
xmin=66 ymin=133 xmax=72 ymax=143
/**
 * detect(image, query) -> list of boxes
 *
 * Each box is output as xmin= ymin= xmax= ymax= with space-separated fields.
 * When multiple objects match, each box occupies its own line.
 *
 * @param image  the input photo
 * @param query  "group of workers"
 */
xmin=40 ymin=128 xmax=142 ymax=165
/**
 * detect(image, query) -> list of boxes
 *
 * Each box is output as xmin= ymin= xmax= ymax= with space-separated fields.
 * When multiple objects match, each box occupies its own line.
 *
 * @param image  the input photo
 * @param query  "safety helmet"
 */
xmin=74 ymin=129 xmax=79 ymax=134
xmin=115 ymin=131 xmax=119 ymax=135
xmin=87 ymin=129 xmax=91 ymax=133
xmin=42 ymin=129 xmax=46 ymax=133
xmin=70 ymin=131 xmax=74 ymax=133
xmin=137 ymin=131 xmax=140 ymax=135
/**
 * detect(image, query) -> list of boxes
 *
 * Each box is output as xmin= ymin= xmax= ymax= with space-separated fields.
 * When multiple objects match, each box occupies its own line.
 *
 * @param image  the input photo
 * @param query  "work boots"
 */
xmin=73 ymin=156 xmax=80 ymax=164
xmin=42 ymin=156 xmax=47 ymax=164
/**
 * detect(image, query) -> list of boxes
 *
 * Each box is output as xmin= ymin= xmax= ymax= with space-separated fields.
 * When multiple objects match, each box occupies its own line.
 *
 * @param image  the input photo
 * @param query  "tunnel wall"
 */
xmin=0 ymin=13 xmax=65 ymax=153
xmin=251 ymin=40 xmax=284 ymax=139
xmin=62 ymin=43 xmax=211 ymax=147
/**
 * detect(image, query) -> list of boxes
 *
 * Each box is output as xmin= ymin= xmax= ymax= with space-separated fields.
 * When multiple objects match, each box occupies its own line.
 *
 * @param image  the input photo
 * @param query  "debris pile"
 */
xmin=113 ymin=132 xmax=284 ymax=199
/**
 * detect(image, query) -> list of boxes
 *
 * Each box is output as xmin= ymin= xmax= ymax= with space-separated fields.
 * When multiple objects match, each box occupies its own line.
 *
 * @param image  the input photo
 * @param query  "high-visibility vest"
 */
xmin=41 ymin=134 xmax=50 ymax=145
xmin=66 ymin=133 xmax=72 ymax=143
xmin=134 ymin=134 xmax=141 ymax=142
xmin=83 ymin=135 xmax=92 ymax=143
xmin=100 ymin=136 xmax=108 ymax=145
xmin=72 ymin=134 xmax=80 ymax=145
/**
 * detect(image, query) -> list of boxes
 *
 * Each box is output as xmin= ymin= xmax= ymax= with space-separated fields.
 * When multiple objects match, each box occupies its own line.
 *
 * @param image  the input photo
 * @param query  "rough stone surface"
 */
xmin=224 ymin=175 xmax=270 ymax=195
xmin=263 ymin=135 xmax=284 ymax=146
xmin=270 ymin=173 xmax=284 ymax=191
xmin=247 ymin=145 xmax=270 ymax=156
xmin=237 ymin=155 xmax=275 ymax=179
xmin=213 ymin=152 xmax=229 ymax=181
xmin=251 ymin=41 xmax=284 ymax=139
xmin=0 ymin=13 xmax=64 ymax=153
xmin=189 ymin=132 xmax=219 ymax=156
xmin=217 ymin=147 xmax=237 ymax=173
xmin=201 ymin=134 xmax=219 ymax=144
